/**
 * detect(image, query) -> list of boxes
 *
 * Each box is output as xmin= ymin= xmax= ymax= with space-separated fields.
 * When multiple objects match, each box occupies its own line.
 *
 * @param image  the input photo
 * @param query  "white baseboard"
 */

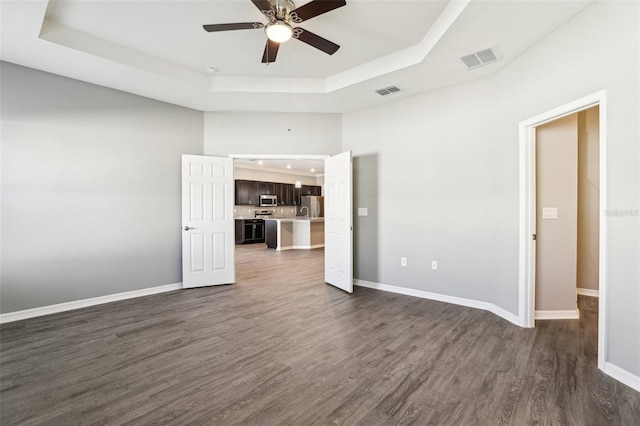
xmin=534 ymin=309 xmax=580 ymax=320
xmin=292 ymin=244 xmax=325 ymax=250
xmin=603 ymin=362 xmax=640 ymax=392
xmin=577 ymin=288 xmax=599 ymax=297
xmin=277 ymin=244 xmax=324 ymax=251
xmin=354 ymin=279 xmax=521 ymax=326
xmin=0 ymin=283 xmax=182 ymax=324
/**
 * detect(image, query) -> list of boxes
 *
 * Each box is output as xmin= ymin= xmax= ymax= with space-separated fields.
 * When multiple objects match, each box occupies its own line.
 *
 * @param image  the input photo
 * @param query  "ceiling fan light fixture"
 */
xmin=265 ymin=20 xmax=293 ymax=43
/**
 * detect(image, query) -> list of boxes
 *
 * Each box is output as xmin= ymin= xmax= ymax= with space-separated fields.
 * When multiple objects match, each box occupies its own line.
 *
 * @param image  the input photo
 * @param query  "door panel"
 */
xmin=212 ymin=233 xmax=227 ymax=270
xmin=324 ymin=151 xmax=353 ymax=293
xmin=190 ymin=183 xmax=205 ymax=221
xmin=190 ymin=234 xmax=205 ymax=272
xmin=182 ymin=155 xmax=235 ymax=288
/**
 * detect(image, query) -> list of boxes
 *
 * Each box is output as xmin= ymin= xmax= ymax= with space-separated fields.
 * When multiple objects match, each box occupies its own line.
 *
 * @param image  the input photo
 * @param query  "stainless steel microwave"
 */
xmin=259 ymin=195 xmax=277 ymax=207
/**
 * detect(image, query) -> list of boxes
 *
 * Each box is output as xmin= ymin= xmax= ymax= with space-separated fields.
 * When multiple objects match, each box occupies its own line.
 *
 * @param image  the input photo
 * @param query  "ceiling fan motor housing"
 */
xmin=266 ymin=0 xmax=296 ymax=21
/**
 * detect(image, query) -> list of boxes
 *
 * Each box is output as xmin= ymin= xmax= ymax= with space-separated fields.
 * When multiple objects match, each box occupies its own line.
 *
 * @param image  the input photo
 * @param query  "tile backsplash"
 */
xmin=234 ymin=205 xmax=297 ymax=219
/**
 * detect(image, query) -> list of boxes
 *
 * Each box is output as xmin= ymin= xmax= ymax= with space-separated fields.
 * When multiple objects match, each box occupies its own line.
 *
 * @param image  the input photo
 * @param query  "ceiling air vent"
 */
xmin=375 ymin=85 xmax=403 ymax=96
xmin=460 ymin=48 xmax=499 ymax=70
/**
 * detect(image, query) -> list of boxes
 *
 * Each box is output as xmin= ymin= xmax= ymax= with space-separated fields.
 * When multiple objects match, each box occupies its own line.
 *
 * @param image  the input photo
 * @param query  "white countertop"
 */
xmin=264 ymin=217 xmax=325 ymax=222
xmin=235 ymin=217 xmax=324 ymax=222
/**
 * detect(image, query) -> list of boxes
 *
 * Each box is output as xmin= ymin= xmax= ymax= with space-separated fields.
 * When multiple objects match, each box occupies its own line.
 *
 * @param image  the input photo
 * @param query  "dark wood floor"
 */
xmin=1 ymin=244 xmax=639 ymax=425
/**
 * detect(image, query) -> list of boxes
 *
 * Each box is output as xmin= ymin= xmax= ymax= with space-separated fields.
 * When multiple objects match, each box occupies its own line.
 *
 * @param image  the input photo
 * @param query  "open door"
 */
xmin=182 ymin=155 xmax=235 ymax=288
xmin=324 ymin=151 xmax=353 ymax=293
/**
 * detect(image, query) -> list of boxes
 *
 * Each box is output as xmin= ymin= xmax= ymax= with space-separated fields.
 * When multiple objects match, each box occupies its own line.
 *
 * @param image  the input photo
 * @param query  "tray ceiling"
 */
xmin=1 ymin=0 xmax=595 ymax=113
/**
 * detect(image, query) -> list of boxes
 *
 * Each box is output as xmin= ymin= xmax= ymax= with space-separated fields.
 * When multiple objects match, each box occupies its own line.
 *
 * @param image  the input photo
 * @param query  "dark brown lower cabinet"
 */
xmin=235 ymin=219 xmax=265 ymax=244
xmin=265 ymin=220 xmax=277 ymax=249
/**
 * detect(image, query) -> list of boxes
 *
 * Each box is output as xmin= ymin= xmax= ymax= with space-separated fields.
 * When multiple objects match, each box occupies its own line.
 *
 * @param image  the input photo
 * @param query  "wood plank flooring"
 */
xmin=1 ymin=244 xmax=639 ymax=425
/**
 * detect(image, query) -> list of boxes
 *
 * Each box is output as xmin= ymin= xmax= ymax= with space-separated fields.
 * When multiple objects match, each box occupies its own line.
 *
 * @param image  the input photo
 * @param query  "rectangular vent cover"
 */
xmin=460 ymin=48 xmax=499 ymax=70
xmin=375 ymin=85 xmax=403 ymax=96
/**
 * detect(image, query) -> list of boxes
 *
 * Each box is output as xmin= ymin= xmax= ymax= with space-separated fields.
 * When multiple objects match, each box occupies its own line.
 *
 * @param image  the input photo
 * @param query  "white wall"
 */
xmin=343 ymin=1 xmax=639 ymax=376
xmin=204 ymin=112 xmax=341 ymax=157
xmin=0 ymin=62 xmax=204 ymax=313
xmin=234 ymin=168 xmax=318 ymax=185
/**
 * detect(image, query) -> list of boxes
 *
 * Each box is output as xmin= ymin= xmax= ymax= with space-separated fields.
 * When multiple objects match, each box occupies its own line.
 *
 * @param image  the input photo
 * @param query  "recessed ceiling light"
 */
xmin=258 ymin=160 xmax=264 ymax=165
xmin=310 ymin=168 xmax=315 ymax=172
xmin=286 ymin=165 xmax=292 ymax=169
xmin=204 ymin=66 xmax=217 ymax=74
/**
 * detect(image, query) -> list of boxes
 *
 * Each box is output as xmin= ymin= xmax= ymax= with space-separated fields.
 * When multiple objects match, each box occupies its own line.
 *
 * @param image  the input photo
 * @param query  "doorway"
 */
xmin=230 ymin=154 xmax=328 ymax=286
xmin=534 ymin=106 xmax=600 ymax=319
xmin=518 ymin=91 xmax=607 ymax=370
xmin=181 ymin=152 xmax=353 ymax=292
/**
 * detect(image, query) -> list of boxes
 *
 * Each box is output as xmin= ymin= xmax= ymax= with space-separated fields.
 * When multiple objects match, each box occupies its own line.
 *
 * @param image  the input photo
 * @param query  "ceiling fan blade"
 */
xmin=261 ymin=39 xmax=280 ymax=63
xmin=203 ymin=22 xmax=264 ymax=32
xmin=289 ymin=0 xmax=346 ymax=23
xmin=293 ymin=28 xmax=340 ymax=55
xmin=251 ymin=0 xmax=275 ymax=15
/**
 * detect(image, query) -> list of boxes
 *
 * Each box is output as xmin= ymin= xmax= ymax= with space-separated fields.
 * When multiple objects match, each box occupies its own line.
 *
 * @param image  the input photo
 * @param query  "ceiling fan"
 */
xmin=203 ymin=0 xmax=346 ymax=63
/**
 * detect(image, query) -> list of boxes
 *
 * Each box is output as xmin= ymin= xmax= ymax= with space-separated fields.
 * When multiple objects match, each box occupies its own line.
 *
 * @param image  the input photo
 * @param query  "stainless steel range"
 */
xmin=254 ymin=209 xmax=274 ymax=219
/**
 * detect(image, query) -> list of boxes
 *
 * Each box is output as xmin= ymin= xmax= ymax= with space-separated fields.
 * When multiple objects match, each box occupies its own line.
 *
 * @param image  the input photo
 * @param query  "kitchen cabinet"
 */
xmin=276 ymin=183 xmax=294 ymax=206
xmin=235 ymin=179 xmax=320 ymax=206
xmin=293 ymin=185 xmax=321 ymax=205
xmin=260 ymin=181 xmax=276 ymax=196
xmin=300 ymin=185 xmax=322 ymax=196
xmin=265 ymin=220 xmax=278 ymax=248
xmin=293 ymin=187 xmax=301 ymax=205
xmin=235 ymin=219 xmax=265 ymax=244
xmin=235 ymin=180 xmax=260 ymax=206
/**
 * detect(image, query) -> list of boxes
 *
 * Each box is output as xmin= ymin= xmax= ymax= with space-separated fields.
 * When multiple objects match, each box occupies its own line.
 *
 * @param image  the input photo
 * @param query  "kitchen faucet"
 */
xmin=300 ymin=206 xmax=309 ymax=218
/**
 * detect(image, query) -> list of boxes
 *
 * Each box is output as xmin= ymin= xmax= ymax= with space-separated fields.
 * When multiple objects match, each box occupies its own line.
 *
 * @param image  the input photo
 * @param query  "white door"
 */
xmin=182 ymin=155 xmax=235 ymax=288
xmin=324 ymin=151 xmax=353 ymax=293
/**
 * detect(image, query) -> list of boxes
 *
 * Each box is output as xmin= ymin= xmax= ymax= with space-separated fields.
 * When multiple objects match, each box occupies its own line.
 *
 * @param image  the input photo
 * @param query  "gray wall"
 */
xmin=203 ymin=111 xmax=342 ymax=157
xmin=343 ymin=1 xmax=639 ymax=376
xmin=1 ymin=62 xmax=203 ymax=313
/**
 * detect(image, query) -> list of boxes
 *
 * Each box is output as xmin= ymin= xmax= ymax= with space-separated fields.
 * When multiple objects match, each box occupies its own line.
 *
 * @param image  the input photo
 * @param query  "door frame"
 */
xmin=228 ymin=152 xmax=330 ymax=243
xmin=518 ymin=90 xmax=607 ymax=370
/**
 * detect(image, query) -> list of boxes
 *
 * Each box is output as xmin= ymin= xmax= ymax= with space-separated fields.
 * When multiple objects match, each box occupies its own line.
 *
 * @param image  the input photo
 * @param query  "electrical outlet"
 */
xmin=432 ymin=261 xmax=438 ymax=270
xmin=401 ymin=257 xmax=407 ymax=267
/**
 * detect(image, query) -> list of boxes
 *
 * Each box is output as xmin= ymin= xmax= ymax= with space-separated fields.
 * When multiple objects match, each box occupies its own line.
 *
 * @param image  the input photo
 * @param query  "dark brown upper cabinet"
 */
xmin=235 ymin=180 xmax=260 ymax=206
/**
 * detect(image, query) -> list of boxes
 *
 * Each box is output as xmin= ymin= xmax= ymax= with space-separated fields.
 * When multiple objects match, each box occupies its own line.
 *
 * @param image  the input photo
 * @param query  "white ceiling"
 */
xmin=1 ymin=0 xmax=595 ymax=113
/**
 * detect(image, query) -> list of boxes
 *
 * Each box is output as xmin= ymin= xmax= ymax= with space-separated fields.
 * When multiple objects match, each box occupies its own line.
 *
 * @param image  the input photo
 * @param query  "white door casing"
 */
xmin=182 ymin=155 xmax=235 ymax=288
xmin=324 ymin=151 xmax=353 ymax=293
xmin=518 ymin=90 xmax=607 ymax=369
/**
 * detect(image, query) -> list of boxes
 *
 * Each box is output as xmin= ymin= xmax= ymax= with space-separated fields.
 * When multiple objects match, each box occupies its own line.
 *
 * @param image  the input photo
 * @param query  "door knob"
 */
xmin=184 ymin=226 xmax=196 ymax=231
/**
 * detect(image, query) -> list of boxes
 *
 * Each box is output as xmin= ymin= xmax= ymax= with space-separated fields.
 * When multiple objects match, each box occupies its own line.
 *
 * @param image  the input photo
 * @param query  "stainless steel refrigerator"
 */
xmin=297 ymin=196 xmax=324 ymax=218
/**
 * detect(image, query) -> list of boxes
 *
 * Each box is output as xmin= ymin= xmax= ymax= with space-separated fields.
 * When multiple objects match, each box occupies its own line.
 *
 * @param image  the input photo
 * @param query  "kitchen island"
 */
xmin=265 ymin=218 xmax=324 ymax=250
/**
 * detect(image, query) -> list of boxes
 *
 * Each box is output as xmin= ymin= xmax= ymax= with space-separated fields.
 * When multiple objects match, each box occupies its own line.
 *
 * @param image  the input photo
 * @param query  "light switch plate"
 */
xmin=542 ymin=207 xmax=558 ymax=219
xmin=358 ymin=208 xmax=368 ymax=216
